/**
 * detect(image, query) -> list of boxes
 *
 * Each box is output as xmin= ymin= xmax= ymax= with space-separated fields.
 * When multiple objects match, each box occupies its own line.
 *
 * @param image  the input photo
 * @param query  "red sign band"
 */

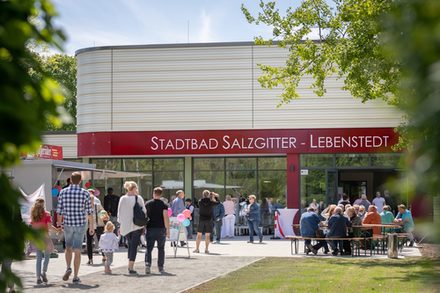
xmin=77 ymin=128 xmax=398 ymax=157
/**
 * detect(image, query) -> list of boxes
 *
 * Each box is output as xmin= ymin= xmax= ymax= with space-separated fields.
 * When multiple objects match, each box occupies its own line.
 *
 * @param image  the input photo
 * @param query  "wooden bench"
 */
xmin=285 ymin=235 xmax=373 ymax=257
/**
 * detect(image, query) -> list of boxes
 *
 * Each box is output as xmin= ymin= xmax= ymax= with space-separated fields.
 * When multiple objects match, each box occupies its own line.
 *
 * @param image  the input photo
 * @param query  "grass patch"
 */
xmin=185 ymin=257 xmax=440 ymax=293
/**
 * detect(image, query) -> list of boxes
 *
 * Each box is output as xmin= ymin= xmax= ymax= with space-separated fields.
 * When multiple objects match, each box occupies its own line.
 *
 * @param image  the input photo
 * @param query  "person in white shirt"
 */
xmin=99 ymin=221 xmax=119 ymax=274
xmin=222 ymin=195 xmax=236 ymax=238
xmin=372 ymin=191 xmax=386 ymax=213
xmin=117 ymin=181 xmax=146 ymax=275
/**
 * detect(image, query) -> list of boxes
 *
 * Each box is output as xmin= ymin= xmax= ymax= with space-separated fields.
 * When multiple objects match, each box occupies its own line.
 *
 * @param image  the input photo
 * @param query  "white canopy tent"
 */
xmin=9 ymin=159 xmax=150 ymax=210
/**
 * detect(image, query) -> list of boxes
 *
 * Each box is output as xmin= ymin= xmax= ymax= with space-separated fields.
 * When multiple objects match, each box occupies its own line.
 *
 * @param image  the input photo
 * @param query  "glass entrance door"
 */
xmin=340 ymin=181 xmax=367 ymax=203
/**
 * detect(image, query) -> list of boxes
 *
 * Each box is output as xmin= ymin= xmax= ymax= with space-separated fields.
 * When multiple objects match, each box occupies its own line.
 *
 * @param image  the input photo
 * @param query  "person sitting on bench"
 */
xmin=326 ymin=207 xmax=351 ymax=256
xmin=300 ymin=207 xmax=329 ymax=255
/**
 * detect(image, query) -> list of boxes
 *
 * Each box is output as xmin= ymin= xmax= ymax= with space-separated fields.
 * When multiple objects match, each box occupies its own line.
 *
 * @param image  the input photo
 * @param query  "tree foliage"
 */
xmin=383 ymin=0 xmax=440 ymax=215
xmin=241 ymin=0 xmax=399 ymax=104
xmin=0 ymin=0 xmax=65 ymax=290
xmin=35 ymin=53 xmax=77 ymax=130
xmin=244 ymin=0 xmax=440 ymax=240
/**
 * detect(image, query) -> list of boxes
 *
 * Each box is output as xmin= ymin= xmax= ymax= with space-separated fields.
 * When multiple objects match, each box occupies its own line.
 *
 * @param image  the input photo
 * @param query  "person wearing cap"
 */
xmin=245 ymin=195 xmax=263 ymax=243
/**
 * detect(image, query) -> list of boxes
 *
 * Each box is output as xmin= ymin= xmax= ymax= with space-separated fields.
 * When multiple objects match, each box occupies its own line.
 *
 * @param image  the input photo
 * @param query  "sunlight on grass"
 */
xmin=185 ymin=257 xmax=440 ymax=293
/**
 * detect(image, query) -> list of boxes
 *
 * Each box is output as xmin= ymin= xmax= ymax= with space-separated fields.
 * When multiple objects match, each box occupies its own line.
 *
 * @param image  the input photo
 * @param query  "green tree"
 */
xmin=0 ymin=0 xmax=65 ymax=290
xmin=242 ymin=0 xmax=398 ymax=104
xmin=40 ymin=54 xmax=77 ymax=130
xmin=383 ymin=0 xmax=440 ymax=240
xmin=243 ymin=0 xmax=440 ymax=240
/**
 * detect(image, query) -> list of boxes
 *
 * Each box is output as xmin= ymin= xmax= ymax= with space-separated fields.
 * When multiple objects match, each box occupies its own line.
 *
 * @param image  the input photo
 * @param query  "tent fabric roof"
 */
xmin=21 ymin=159 xmax=150 ymax=179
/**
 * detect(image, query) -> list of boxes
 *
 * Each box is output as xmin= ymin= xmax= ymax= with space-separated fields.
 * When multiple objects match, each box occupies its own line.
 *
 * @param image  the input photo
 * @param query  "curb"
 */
xmin=176 ymin=257 xmax=265 ymax=293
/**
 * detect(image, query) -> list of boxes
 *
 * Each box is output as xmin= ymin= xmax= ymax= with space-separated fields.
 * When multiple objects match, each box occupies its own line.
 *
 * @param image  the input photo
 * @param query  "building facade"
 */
xmin=44 ymin=42 xmax=403 ymax=209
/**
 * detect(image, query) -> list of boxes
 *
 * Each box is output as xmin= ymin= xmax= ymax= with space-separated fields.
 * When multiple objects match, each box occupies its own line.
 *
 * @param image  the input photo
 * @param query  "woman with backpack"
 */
xmin=117 ymin=181 xmax=146 ymax=275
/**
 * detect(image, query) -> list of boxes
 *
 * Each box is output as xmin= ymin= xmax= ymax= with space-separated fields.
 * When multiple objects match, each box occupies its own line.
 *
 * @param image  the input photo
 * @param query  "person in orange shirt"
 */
xmin=362 ymin=205 xmax=382 ymax=235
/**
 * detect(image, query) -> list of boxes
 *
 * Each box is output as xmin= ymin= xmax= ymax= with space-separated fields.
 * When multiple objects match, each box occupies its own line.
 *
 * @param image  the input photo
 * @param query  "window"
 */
xmin=192 ymin=157 xmax=286 ymax=203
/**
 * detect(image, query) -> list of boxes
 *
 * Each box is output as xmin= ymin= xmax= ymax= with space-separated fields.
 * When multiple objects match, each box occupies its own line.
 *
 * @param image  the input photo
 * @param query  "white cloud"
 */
xmin=195 ymin=10 xmax=213 ymax=43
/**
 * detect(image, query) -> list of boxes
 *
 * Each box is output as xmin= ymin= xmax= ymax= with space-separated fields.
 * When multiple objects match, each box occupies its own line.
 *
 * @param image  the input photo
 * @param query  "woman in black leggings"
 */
xmin=86 ymin=191 xmax=106 ymax=265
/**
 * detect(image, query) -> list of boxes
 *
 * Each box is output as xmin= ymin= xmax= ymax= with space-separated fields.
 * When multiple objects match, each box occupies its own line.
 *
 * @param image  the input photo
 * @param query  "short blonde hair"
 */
xmin=248 ymin=194 xmax=256 ymax=200
xmin=105 ymin=221 xmax=115 ymax=233
xmin=124 ymin=181 xmax=138 ymax=192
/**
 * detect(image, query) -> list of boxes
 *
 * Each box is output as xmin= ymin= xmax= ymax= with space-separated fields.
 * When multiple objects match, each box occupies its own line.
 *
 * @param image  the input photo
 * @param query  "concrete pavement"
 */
xmin=12 ymin=236 xmax=421 ymax=292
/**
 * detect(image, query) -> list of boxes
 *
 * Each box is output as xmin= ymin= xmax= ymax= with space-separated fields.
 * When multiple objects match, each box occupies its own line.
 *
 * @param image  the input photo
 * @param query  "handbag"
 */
xmin=133 ymin=196 xmax=148 ymax=227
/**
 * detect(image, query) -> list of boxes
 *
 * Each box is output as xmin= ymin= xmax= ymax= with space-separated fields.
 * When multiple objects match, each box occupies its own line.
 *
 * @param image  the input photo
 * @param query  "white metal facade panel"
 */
xmin=252 ymin=46 xmax=402 ymax=129
xmin=111 ymin=46 xmax=253 ymax=131
xmin=77 ymin=50 xmax=112 ymax=132
xmin=42 ymin=134 xmax=77 ymax=159
xmin=76 ymin=43 xmax=403 ymax=133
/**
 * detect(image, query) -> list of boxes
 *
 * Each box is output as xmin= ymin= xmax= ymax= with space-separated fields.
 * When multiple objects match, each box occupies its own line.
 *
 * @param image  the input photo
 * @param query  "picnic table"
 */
xmin=289 ymin=223 xmax=407 ymax=256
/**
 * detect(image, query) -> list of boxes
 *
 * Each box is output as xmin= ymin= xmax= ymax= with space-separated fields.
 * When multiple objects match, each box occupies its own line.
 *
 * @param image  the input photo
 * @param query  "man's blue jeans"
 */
xmin=248 ymin=220 xmax=262 ymax=242
xmin=145 ymin=228 xmax=166 ymax=268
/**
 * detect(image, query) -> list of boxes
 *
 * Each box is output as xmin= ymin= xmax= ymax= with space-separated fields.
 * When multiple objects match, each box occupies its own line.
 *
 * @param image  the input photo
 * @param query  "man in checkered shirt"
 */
xmin=57 ymin=172 xmax=94 ymax=284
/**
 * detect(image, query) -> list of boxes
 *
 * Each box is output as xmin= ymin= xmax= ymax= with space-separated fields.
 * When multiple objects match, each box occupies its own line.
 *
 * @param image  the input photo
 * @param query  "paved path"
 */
xmin=12 ymin=236 xmax=421 ymax=292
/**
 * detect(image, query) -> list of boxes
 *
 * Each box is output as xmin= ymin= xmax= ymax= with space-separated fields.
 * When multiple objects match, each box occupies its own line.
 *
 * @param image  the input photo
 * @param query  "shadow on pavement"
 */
xmin=61 ymin=283 xmax=100 ymax=290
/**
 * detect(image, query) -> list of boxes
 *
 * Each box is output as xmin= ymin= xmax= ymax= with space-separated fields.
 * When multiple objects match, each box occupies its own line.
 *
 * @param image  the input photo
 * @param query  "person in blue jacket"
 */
xmin=300 ymin=207 xmax=329 ymax=255
xmin=210 ymin=193 xmax=225 ymax=243
xmin=245 ymin=195 xmax=263 ymax=243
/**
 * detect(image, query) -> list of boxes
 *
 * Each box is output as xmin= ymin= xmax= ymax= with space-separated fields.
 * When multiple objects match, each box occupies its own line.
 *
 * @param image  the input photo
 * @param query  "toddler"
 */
xmin=99 ymin=221 xmax=119 ymax=274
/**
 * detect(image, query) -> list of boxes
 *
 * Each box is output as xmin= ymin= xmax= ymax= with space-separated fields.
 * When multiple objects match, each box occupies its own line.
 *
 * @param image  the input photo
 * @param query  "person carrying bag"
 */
xmin=133 ymin=196 xmax=148 ymax=227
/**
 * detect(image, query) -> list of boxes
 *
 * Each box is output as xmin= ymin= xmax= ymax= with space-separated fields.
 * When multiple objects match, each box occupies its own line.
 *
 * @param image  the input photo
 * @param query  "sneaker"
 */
xmin=72 ymin=277 xmax=81 ymax=284
xmin=247 ymin=240 xmax=254 ymax=243
xmin=259 ymin=238 xmax=263 ymax=243
xmin=128 ymin=269 xmax=138 ymax=275
xmin=205 ymin=249 xmax=209 ymax=254
xmin=158 ymin=267 xmax=165 ymax=274
xmin=37 ymin=278 xmax=43 ymax=285
xmin=193 ymin=249 xmax=199 ymax=253
xmin=145 ymin=267 xmax=151 ymax=275
xmin=41 ymin=272 xmax=48 ymax=283
xmin=307 ymin=244 xmax=317 ymax=255
xmin=87 ymin=259 xmax=93 ymax=265
xmin=62 ymin=268 xmax=72 ymax=281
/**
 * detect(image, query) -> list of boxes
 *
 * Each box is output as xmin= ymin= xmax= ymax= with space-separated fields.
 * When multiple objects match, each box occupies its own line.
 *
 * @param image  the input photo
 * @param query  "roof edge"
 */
xmin=75 ymin=41 xmax=268 ymax=56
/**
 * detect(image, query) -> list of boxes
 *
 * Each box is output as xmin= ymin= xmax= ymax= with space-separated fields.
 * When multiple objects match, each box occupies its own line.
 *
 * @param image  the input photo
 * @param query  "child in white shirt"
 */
xmin=99 ymin=221 xmax=120 ymax=274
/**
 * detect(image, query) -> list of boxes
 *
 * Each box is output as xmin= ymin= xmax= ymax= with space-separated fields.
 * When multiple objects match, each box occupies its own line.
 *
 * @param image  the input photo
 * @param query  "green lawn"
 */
xmin=185 ymin=257 xmax=440 ymax=293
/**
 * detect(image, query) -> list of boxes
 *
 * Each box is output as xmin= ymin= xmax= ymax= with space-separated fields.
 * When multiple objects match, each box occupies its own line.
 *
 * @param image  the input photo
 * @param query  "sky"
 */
xmin=52 ymin=0 xmax=297 ymax=55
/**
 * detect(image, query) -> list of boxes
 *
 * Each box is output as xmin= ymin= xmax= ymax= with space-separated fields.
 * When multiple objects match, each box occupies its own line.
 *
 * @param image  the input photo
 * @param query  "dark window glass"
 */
xmin=91 ymin=158 xmax=122 ymax=170
xmin=370 ymin=153 xmax=402 ymax=168
xmin=258 ymin=157 xmax=286 ymax=170
xmin=193 ymin=171 xmax=225 ymax=200
xmin=335 ymin=154 xmax=369 ymax=167
xmin=226 ymin=157 xmax=256 ymax=170
xmin=154 ymin=158 xmax=184 ymax=171
xmin=154 ymin=171 xmax=184 ymax=202
xmin=123 ymin=159 xmax=152 ymax=171
xmin=301 ymin=154 xmax=334 ymax=168
xmin=193 ymin=158 xmax=225 ymax=171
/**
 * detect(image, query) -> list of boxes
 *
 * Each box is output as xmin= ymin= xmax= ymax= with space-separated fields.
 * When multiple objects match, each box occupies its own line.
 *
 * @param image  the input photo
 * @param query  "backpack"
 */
xmin=133 ymin=196 xmax=148 ymax=227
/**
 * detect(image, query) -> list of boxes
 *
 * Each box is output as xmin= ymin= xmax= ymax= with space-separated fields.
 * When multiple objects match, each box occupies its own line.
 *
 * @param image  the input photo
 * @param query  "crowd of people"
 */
xmin=300 ymin=191 xmax=415 ymax=256
xmin=19 ymin=173 xmax=416 ymax=286
xmin=25 ymin=171 xmax=276 ymax=286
